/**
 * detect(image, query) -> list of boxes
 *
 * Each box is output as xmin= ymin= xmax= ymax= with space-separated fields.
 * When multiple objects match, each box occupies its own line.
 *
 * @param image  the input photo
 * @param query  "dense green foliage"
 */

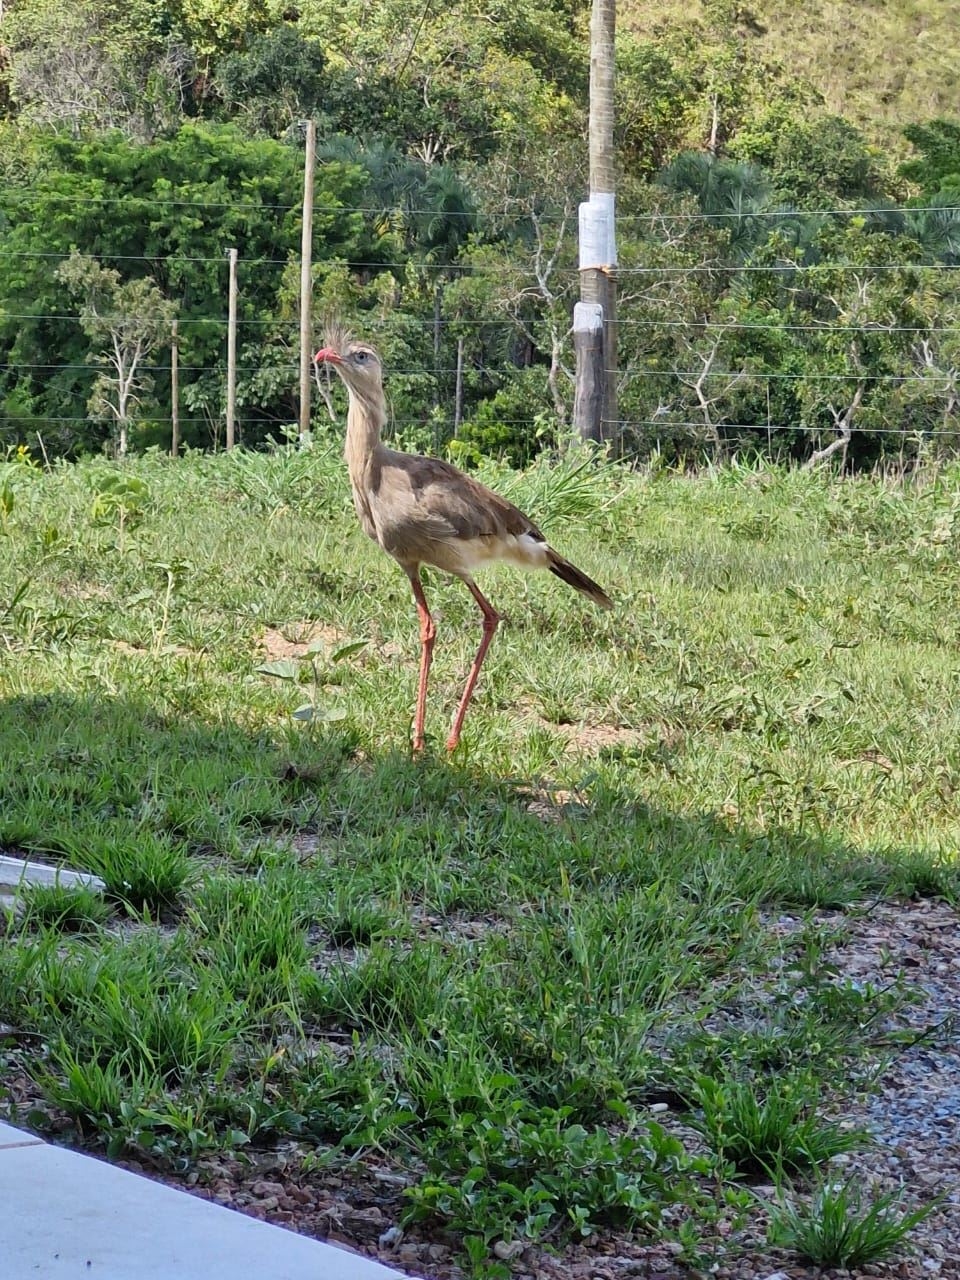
xmin=0 ymin=0 xmax=958 ymax=463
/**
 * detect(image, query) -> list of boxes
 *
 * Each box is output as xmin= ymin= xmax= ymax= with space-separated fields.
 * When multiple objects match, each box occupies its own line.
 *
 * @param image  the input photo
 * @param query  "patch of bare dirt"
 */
xmin=287 ymin=831 xmax=325 ymax=861
xmin=110 ymin=639 xmax=197 ymax=657
xmin=516 ymin=783 xmax=592 ymax=824
xmin=408 ymin=905 xmax=510 ymax=944
xmin=533 ymin=717 xmax=684 ymax=757
xmin=259 ymin=623 xmax=352 ymax=661
xmin=57 ymin=580 xmax=112 ymax=601
xmin=554 ymin=723 xmax=646 ymax=751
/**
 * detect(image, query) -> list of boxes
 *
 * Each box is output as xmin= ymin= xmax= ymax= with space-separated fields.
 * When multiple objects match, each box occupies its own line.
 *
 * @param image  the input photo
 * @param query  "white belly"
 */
xmin=438 ymin=531 xmax=550 ymax=576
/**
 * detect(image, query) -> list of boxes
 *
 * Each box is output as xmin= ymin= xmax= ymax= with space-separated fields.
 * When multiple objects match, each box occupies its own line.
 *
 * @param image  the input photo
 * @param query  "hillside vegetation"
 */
xmin=0 ymin=0 xmax=958 ymax=465
xmin=622 ymin=0 xmax=960 ymax=151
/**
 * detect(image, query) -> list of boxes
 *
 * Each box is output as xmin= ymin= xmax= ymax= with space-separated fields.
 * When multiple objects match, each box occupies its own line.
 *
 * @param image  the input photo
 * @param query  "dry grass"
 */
xmin=621 ymin=0 xmax=960 ymax=153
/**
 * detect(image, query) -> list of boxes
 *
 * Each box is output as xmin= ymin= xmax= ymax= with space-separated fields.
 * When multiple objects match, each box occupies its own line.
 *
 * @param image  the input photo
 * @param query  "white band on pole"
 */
xmin=578 ymin=192 xmax=617 ymax=270
xmin=573 ymin=301 xmax=604 ymax=333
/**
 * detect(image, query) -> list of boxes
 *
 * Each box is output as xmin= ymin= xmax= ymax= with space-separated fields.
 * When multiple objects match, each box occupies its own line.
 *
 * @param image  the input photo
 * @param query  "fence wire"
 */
xmin=1 ymin=202 xmax=958 ymax=453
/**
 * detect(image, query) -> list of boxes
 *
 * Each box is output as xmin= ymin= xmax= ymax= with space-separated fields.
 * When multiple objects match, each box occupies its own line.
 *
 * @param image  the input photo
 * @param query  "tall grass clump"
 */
xmin=768 ymin=1178 xmax=940 ymax=1266
xmin=689 ymin=1073 xmax=866 ymax=1177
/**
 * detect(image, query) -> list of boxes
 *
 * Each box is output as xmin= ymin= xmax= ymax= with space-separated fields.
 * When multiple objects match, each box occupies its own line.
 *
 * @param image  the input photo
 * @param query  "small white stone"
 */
xmin=493 ymin=1240 xmax=524 ymax=1260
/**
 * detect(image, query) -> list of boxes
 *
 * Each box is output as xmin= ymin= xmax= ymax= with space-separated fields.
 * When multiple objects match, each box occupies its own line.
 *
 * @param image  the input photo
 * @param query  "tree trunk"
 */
xmin=573 ymin=303 xmax=604 ymax=438
xmin=433 ymin=284 xmax=443 ymax=409
xmin=588 ymin=0 xmax=616 ymax=194
xmin=707 ymin=94 xmax=720 ymax=154
xmin=226 ymin=247 xmax=238 ymax=451
xmin=804 ymin=383 xmax=865 ymax=469
xmin=299 ymin=120 xmax=317 ymax=442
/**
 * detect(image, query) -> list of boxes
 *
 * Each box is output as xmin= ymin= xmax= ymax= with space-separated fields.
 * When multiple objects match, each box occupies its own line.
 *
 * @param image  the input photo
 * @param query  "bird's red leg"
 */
xmin=409 ymin=572 xmax=436 ymax=754
xmin=446 ymin=580 xmax=500 ymax=751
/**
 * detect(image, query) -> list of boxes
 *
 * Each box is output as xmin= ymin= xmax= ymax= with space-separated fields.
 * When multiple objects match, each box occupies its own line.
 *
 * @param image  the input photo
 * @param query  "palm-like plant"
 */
xmin=863 ymin=196 xmax=960 ymax=264
xmin=317 ymin=136 xmax=476 ymax=259
xmin=657 ymin=151 xmax=774 ymax=258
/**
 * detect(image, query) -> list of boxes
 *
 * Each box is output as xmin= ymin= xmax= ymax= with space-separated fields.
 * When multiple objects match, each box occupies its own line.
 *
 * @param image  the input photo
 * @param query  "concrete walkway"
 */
xmin=0 ymin=1120 xmax=405 ymax=1279
xmin=0 ymin=853 xmax=105 ymax=904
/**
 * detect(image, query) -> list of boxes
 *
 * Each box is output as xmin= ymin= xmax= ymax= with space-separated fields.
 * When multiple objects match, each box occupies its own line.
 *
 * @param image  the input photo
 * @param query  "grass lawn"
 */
xmin=1 ymin=442 xmax=958 ymax=1272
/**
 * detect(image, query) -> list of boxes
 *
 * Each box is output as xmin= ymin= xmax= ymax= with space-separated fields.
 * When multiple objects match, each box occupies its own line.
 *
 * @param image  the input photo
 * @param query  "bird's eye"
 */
xmin=354 ymin=351 xmax=368 ymax=363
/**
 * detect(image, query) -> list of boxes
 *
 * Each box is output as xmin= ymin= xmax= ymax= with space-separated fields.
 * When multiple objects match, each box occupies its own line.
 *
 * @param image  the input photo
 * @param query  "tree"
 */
xmin=215 ymin=26 xmax=328 ymax=136
xmin=1 ymin=0 xmax=194 ymax=139
xmin=443 ymin=139 xmax=588 ymax=458
xmin=172 ymin=0 xmax=272 ymax=64
xmin=657 ymin=151 xmax=774 ymax=257
xmin=56 ymin=253 xmax=178 ymax=456
xmin=0 ymin=123 xmax=372 ymax=452
xmin=725 ymin=218 xmax=944 ymax=466
xmin=451 ymin=202 xmax=579 ymax=456
xmin=615 ymin=34 xmax=699 ymax=179
xmin=730 ymin=110 xmax=891 ymax=206
xmin=864 ymin=201 xmax=960 ymax=266
xmin=901 ymin=120 xmax=960 ymax=198
xmin=290 ymin=0 xmax=583 ymax=164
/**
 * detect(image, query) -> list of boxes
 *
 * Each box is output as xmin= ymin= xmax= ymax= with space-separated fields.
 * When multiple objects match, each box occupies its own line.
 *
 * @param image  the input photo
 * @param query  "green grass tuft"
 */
xmin=18 ymin=884 xmax=112 ymax=933
xmin=767 ymin=1177 xmax=941 ymax=1266
xmin=689 ymin=1073 xmax=867 ymax=1177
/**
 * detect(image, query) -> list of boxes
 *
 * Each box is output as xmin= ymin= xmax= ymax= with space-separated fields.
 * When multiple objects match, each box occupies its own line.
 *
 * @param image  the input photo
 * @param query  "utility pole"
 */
xmin=226 ymin=247 xmax=238 ymax=450
xmin=454 ymin=336 xmax=465 ymax=436
xmin=574 ymin=0 xmax=618 ymax=445
xmin=170 ymin=319 xmax=180 ymax=458
xmin=299 ymin=119 xmax=317 ymax=442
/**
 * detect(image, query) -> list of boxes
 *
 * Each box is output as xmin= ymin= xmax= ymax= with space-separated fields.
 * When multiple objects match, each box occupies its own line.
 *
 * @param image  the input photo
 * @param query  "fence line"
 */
xmin=2 ymin=413 xmax=957 ymax=438
xmin=2 ymin=360 xmax=956 ymax=386
xmin=3 ymin=311 xmax=960 ymax=335
xmin=3 ymin=189 xmax=959 ymax=223
xmin=0 ymin=245 xmax=957 ymax=277
xmin=2 ymin=200 xmax=958 ymax=454
xmin=618 ymin=263 xmax=960 ymax=275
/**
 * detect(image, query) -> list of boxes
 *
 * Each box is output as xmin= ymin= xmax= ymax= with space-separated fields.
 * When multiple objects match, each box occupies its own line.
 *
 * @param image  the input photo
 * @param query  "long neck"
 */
xmin=344 ymin=384 xmax=387 ymax=485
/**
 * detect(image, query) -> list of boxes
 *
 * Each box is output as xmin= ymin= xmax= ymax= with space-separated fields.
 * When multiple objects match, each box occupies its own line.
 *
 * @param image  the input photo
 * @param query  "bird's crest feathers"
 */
xmin=322 ymin=318 xmax=355 ymax=357
xmin=321 ymin=319 xmax=381 ymax=369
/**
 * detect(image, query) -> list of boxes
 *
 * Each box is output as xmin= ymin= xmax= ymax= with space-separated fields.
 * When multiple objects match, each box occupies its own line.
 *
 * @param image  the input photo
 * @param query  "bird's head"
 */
xmin=314 ymin=328 xmax=384 ymax=398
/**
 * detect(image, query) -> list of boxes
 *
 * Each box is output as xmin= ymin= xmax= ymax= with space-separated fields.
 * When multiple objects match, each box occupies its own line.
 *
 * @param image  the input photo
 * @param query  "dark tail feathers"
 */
xmin=548 ymin=553 xmax=613 ymax=610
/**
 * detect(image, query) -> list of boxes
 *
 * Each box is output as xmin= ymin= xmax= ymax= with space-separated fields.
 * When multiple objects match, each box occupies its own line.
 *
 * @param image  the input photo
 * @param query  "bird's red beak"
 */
xmin=314 ymin=347 xmax=342 ymax=364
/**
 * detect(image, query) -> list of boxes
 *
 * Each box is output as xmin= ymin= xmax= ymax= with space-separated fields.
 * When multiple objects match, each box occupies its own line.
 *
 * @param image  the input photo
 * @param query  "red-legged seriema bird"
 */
xmin=314 ymin=328 xmax=613 ymax=752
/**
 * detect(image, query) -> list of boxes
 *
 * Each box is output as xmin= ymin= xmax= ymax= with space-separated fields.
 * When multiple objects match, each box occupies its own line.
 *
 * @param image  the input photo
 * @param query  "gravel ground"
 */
xmin=4 ymin=898 xmax=959 ymax=1280
xmin=125 ymin=899 xmax=960 ymax=1280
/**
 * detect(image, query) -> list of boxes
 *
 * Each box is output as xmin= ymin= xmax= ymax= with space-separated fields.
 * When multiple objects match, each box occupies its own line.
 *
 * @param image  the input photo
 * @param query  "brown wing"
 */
xmin=373 ymin=449 xmax=545 ymax=550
